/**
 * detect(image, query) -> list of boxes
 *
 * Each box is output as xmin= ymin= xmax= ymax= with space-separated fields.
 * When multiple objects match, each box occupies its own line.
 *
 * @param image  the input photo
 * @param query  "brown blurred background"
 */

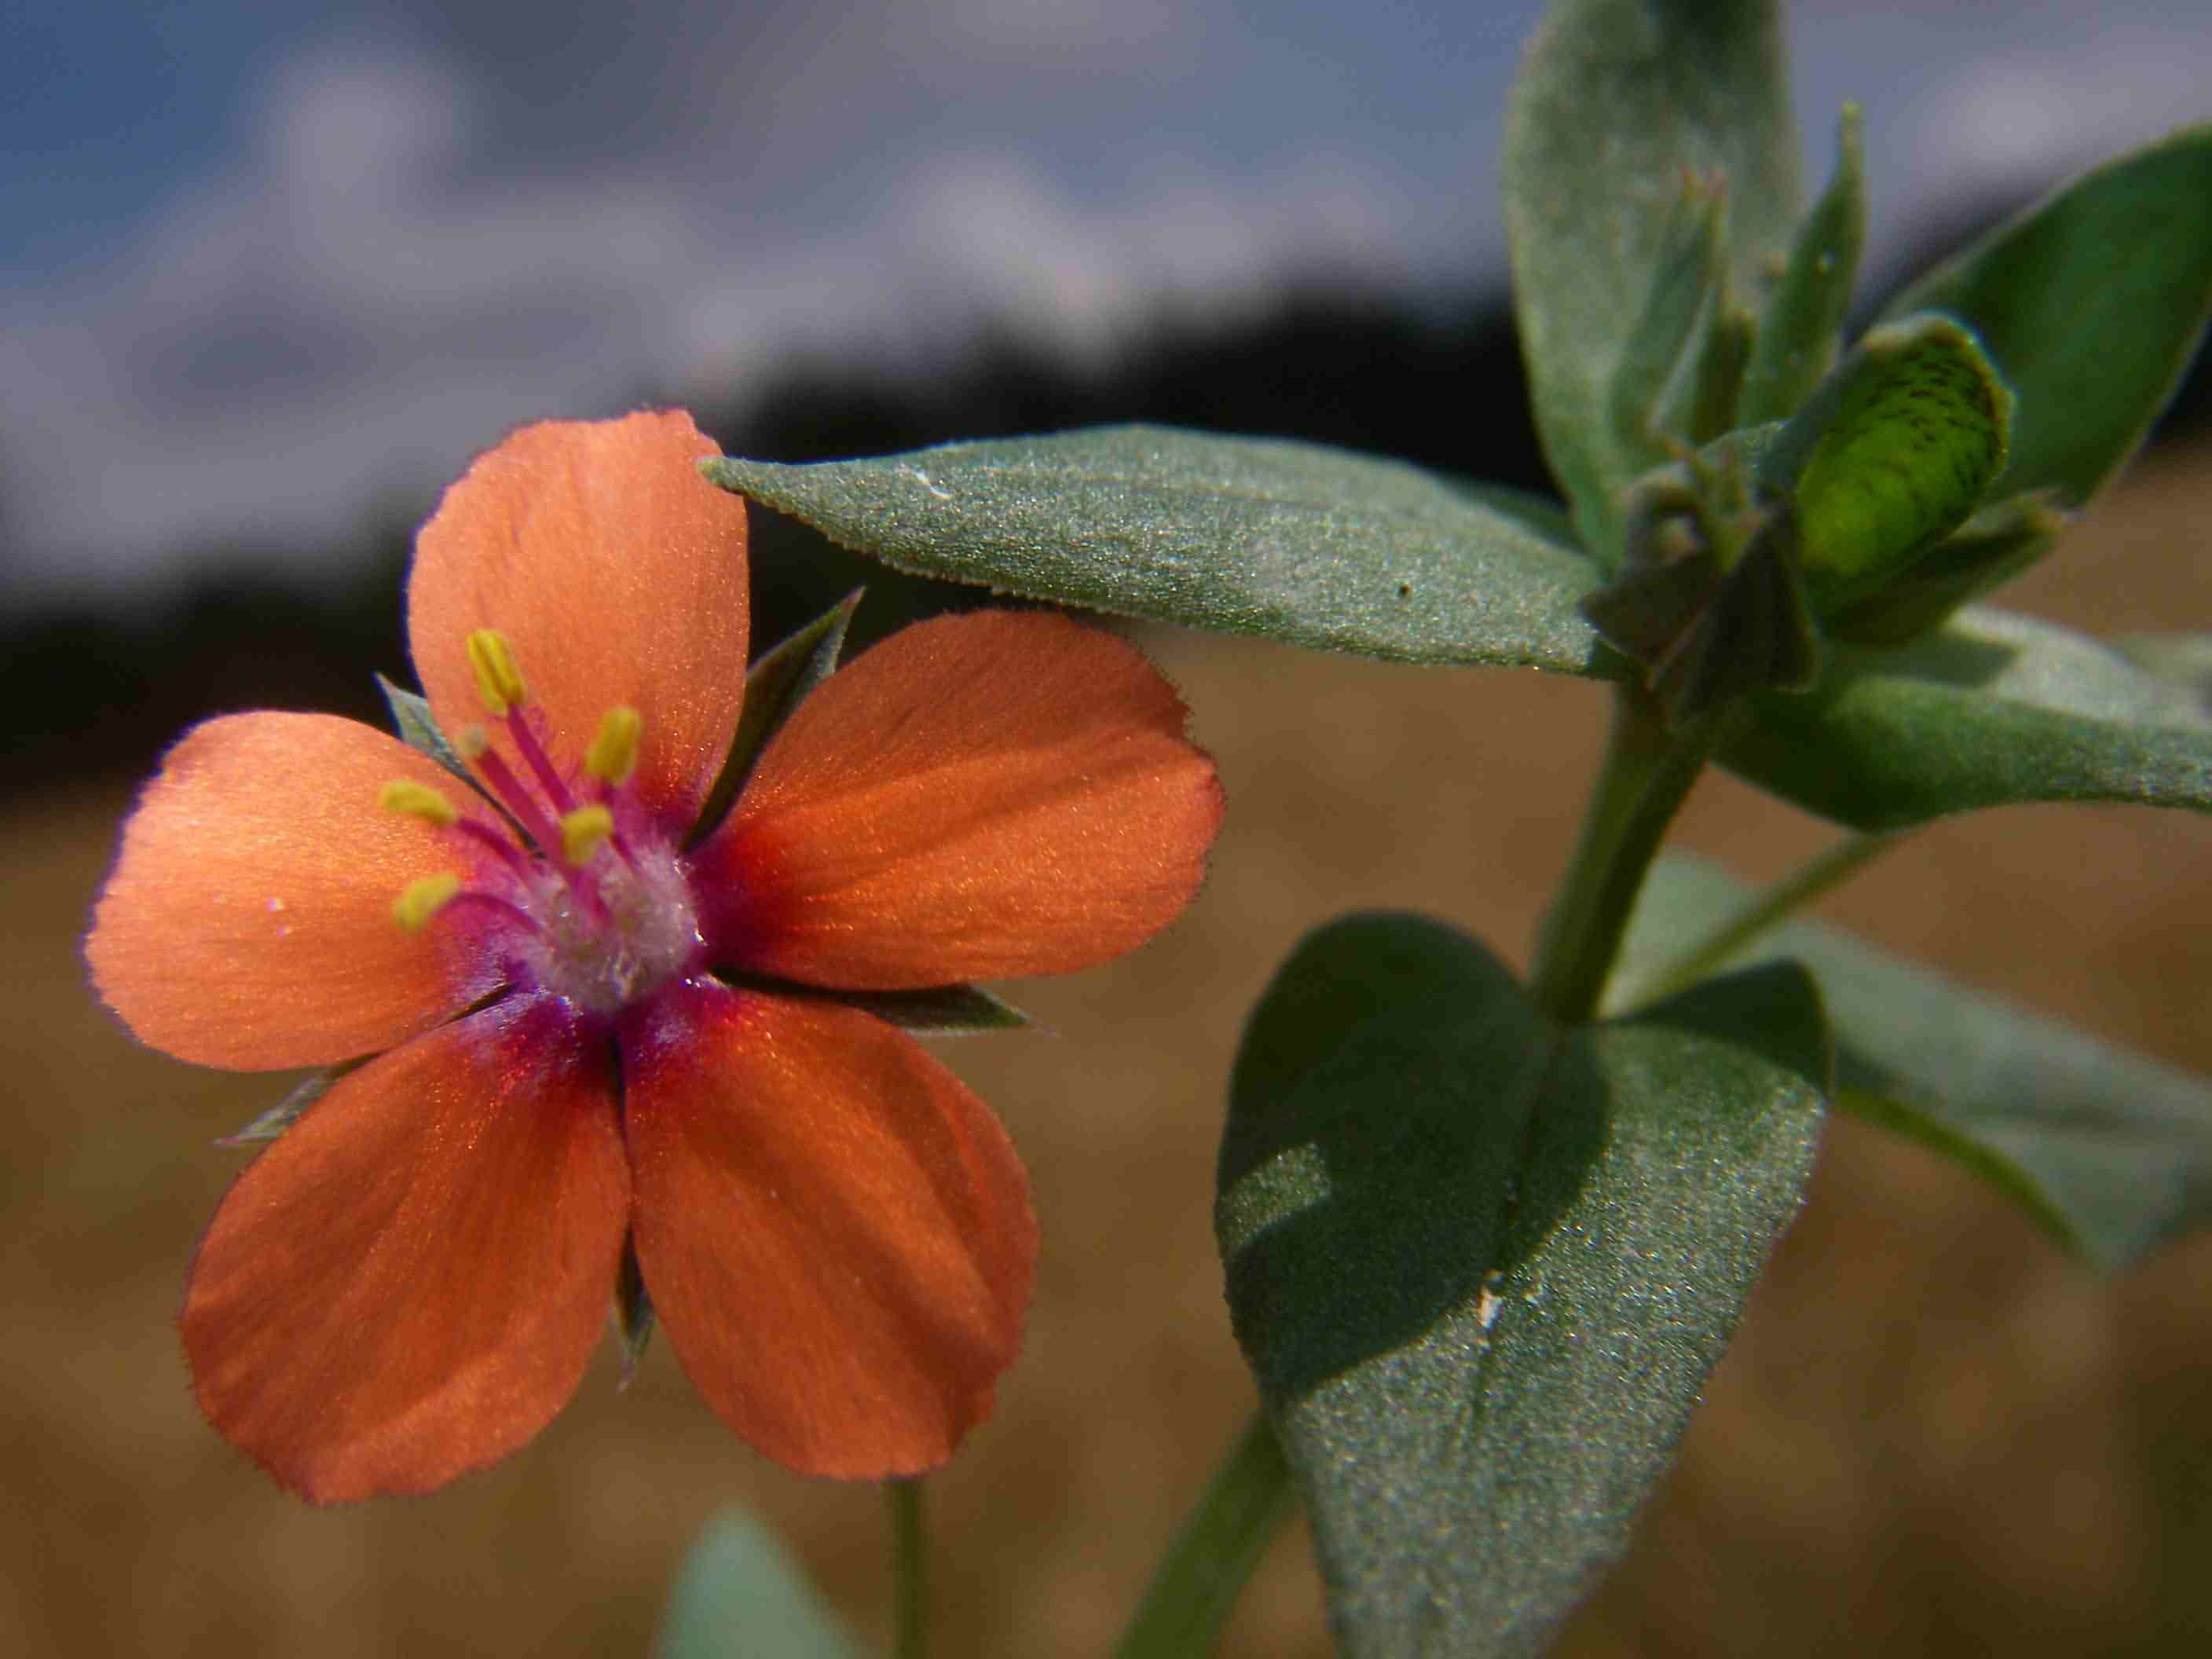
xmin=5 ymin=432 xmax=2209 ymax=1656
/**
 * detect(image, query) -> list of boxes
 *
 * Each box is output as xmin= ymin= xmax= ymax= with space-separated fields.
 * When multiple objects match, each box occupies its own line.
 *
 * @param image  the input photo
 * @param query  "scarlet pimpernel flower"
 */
xmin=86 ymin=411 xmax=1221 ymax=1503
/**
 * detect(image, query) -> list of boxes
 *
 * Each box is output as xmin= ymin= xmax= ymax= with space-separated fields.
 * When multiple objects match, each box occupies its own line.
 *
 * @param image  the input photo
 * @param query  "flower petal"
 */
xmin=87 ymin=712 xmax=505 ymax=1070
xmin=622 ymin=981 xmax=1035 ymax=1478
xmin=182 ymin=995 xmax=629 ymax=1503
xmin=694 ymin=610 xmax=1222 ymax=988
xmin=406 ymin=411 xmax=750 ymax=829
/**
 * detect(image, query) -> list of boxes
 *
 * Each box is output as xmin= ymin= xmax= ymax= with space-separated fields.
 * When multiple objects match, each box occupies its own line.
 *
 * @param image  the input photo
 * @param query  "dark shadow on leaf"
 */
xmin=1216 ymin=913 xmax=1606 ymax=1404
xmin=1619 ymin=961 xmax=1832 ymax=1097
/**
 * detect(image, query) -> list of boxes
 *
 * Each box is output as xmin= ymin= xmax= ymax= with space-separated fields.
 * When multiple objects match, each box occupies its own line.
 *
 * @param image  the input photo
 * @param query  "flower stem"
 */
xmin=1622 ymin=829 xmax=1908 ymax=1010
xmin=1112 ymin=1410 xmax=1296 ymax=1659
xmin=1528 ymin=687 xmax=1730 ymax=1025
xmin=888 ymin=1477 xmax=927 ymax=1659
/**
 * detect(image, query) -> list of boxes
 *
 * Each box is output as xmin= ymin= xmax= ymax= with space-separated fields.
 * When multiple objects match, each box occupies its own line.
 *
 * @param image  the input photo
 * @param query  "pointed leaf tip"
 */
xmin=708 ymin=428 xmax=1610 ymax=675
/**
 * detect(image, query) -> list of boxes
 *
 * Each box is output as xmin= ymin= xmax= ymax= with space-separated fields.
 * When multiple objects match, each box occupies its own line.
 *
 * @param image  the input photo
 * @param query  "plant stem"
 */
xmin=1528 ymin=687 xmax=1729 ymax=1025
xmin=1113 ymin=1410 xmax=1296 ymax=1659
xmin=1624 ymin=829 xmax=1907 ymax=1009
xmin=888 ymin=1478 xmax=927 ymax=1659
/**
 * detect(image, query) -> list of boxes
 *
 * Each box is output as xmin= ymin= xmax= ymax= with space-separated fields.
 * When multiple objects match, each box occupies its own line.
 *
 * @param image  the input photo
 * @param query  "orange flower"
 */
xmin=86 ymin=411 xmax=1221 ymax=1503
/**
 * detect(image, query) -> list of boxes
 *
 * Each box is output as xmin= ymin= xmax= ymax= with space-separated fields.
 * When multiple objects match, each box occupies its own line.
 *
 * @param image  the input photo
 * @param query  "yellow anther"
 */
xmin=560 ymin=805 xmax=616 ymax=866
xmin=393 ymin=873 xmax=462 ymax=932
xmin=378 ymin=779 xmax=459 ymax=827
xmin=466 ymin=628 xmax=528 ymax=716
xmin=584 ymin=705 xmax=643 ymax=786
xmin=456 ymin=724 xmax=490 ymax=762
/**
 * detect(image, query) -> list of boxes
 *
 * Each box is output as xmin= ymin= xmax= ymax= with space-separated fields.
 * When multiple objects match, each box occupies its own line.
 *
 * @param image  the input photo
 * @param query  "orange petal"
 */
xmin=622 ymin=981 xmax=1035 ymax=1478
xmin=87 ymin=712 xmax=506 ymax=1071
xmin=693 ymin=610 xmax=1222 ymax=988
xmin=406 ymin=411 xmax=749 ymax=829
xmin=182 ymin=995 xmax=629 ymax=1503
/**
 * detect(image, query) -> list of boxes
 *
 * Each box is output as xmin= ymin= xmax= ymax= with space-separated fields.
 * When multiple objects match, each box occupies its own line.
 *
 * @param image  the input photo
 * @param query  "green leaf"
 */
xmin=1723 ymin=603 xmax=2212 ymax=829
xmin=1760 ymin=313 xmax=2012 ymax=615
xmin=654 ymin=1507 xmax=865 ymax=1659
xmin=689 ymin=591 xmax=859 ymax=848
xmin=1606 ymin=170 xmax=1730 ymax=473
xmin=707 ymin=428 xmax=1610 ymax=673
xmin=1217 ymin=914 xmax=1824 ymax=1656
xmin=1614 ymin=854 xmax=2212 ymax=1268
xmin=2115 ymin=632 xmax=2212 ymax=715
xmin=1834 ymin=1089 xmax=2086 ymax=1261
xmin=1738 ymin=102 xmax=1866 ymax=427
xmin=1505 ymin=0 xmax=1802 ymax=561
xmin=214 ymin=1059 xmax=368 ymax=1148
xmin=1880 ymin=124 xmax=2212 ymax=507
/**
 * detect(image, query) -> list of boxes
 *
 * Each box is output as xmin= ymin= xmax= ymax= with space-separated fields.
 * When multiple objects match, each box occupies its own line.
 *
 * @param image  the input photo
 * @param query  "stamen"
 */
xmin=379 ymin=779 xmax=459 ymax=827
xmin=467 ymin=742 xmax=565 ymax=856
xmin=585 ymin=705 xmax=643 ymax=787
xmin=561 ymin=805 xmax=615 ymax=866
xmin=454 ymin=815 xmax=530 ymax=872
xmin=394 ymin=873 xmax=462 ymax=932
xmin=504 ymin=706 xmax=577 ymax=815
xmin=467 ymin=629 xmax=529 ymax=716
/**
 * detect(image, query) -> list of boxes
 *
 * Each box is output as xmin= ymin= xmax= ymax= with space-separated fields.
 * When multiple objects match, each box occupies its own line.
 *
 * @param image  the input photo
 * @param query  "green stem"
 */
xmin=1624 ymin=829 xmax=1908 ymax=1009
xmin=1528 ymin=687 xmax=1729 ymax=1025
xmin=1113 ymin=1411 xmax=1296 ymax=1659
xmin=888 ymin=1478 xmax=927 ymax=1659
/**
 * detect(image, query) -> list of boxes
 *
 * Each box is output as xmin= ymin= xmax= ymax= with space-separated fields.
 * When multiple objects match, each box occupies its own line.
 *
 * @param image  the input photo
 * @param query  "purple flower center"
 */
xmin=386 ymin=630 xmax=708 ymax=1020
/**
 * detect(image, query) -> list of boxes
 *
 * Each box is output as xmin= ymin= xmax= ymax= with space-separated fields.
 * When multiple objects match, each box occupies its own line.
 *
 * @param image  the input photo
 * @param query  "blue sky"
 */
xmin=2 ymin=0 xmax=2206 ymax=610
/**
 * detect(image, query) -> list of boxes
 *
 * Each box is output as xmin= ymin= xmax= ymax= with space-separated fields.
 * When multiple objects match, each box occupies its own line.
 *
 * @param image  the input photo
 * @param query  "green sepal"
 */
xmin=375 ymin=672 xmax=532 ymax=844
xmin=215 ymin=1058 xmax=368 ymax=1148
xmin=1738 ymin=103 xmax=1866 ymax=426
xmin=707 ymin=428 xmax=1606 ymax=674
xmin=1504 ymin=0 xmax=1803 ymax=563
xmin=1217 ymin=913 xmax=1825 ymax=1657
xmin=686 ymin=591 xmax=859 ymax=848
xmin=830 ymin=983 xmax=1031 ymax=1036
xmin=377 ymin=676 xmax=471 ymax=782
xmin=1823 ymin=489 xmax=2068 ymax=647
xmin=1616 ymin=854 xmax=2212 ymax=1268
xmin=1761 ymin=313 xmax=2012 ymax=616
xmin=1881 ymin=123 xmax=2212 ymax=507
xmin=615 ymin=1234 xmax=654 ymax=1386
xmin=708 ymin=974 xmax=1032 ymax=1037
xmin=1580 ymin=434 xmax=1821 ymax=726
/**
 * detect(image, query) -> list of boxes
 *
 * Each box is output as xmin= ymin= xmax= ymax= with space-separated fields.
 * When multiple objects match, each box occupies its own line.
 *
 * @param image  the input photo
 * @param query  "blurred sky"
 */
xmin=1 ymin=0 xmax=2206 ymax=612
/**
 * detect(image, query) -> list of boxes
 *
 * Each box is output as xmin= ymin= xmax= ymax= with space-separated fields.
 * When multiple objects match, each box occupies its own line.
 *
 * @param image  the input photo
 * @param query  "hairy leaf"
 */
xmin=1881 ymin=124 xmax=2212 ymax=507
xmin=1218 ymin=913 xmax=1824 ymax=1655
xmin=1505 ymin=0 xmax=1802 ymax=561
xmin=654 ymin=1508 xmax=863 ymax=1659
xmin=1615 ymin=855 xmax=2212 ymax=1267
xmin=1723 ymin=605 xmax=2212 ymax=828
xmin=709 ymin=428 xmax=1608 ymax=672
